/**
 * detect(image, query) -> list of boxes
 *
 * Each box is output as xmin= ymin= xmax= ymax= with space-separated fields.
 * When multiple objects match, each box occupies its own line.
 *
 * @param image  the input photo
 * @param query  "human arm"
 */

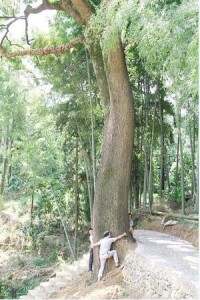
xmin=93 ymin=241 xmax=100 ymax=247
xmin=115 ymin=232 xmax=127 ymax=241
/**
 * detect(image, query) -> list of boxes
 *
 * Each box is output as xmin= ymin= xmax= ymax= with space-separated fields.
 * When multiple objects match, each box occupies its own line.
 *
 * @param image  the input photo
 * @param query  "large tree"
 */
xmin=0 ymin=1 xmax=134 ymax=241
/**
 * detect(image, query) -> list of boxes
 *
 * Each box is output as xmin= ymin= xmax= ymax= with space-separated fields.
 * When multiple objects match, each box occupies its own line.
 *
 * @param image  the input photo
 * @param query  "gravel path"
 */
xmin=134 ymin=230 xmax=199 ymax=287
xmin=123 ymin=230 xmax=199 ymax=299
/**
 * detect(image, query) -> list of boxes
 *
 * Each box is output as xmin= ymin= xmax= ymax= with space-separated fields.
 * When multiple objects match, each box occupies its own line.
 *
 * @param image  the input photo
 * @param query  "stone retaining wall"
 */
xmin=122 ymin=250 xmax=198 ymax=299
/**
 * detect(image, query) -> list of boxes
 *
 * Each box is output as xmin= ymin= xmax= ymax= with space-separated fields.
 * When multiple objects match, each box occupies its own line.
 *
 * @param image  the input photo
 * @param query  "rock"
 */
xmin=164 ymin=220 xmax=178 ymax=227
xmin=161 ymin=215 xmax=171 ymax=225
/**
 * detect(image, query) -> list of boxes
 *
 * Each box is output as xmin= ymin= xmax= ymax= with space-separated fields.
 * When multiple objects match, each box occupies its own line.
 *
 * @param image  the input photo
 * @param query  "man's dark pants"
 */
xmin=89 ymin=248 xmax=93 ymax=271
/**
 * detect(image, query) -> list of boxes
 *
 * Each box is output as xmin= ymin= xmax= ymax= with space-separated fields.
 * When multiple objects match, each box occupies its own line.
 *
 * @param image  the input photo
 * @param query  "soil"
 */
xmin=51 ymin=237 xmax=141 ymax=299
xmin=52 ymin=264 xmax=143 ymax=299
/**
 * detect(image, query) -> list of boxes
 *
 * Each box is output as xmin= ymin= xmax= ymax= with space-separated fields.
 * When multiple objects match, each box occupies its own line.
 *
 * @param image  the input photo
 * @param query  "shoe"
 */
xmin=115 ymin=263 xmax=120 ymax=267
xmin=98 ymin=275 xmax=102 ymax=281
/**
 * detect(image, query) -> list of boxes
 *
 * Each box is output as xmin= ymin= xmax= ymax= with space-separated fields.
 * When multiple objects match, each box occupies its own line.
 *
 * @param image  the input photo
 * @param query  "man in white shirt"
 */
xmin=93 ymin=230 xmax=127 ymax=281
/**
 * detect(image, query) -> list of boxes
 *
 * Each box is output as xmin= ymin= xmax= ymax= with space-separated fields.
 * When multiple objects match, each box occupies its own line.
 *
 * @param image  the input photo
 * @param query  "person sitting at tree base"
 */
xmin=93 ymin=230 xmax=127 ymax=281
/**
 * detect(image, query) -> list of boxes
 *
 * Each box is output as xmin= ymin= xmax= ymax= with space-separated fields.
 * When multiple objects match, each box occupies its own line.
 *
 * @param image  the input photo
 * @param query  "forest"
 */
xmin=0 ymin=0 xmax=199 ymax=298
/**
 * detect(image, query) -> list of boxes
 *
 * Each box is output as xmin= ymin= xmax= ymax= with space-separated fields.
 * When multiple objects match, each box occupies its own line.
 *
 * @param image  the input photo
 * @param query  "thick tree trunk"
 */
xmin=93 ymin=39 xmax=134 ymax=238
xmin=92 ymin=39 xmax=134 ymax=278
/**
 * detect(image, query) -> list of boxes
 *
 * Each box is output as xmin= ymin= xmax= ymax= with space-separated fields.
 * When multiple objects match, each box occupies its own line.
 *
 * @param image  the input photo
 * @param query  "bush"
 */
xmin=33 ymin=246 xmax=58 ymax=267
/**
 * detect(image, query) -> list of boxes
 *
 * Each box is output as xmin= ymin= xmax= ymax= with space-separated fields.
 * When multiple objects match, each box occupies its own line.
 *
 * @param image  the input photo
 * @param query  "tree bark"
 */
xmin=74 ymin=135 xmax=79 ymax=259
xmin=148 ymin=101 xmax=156 ymax=212
xmin=158 ymin=91 xmax=165 ymax=197
xmin=93 ymin=39 xmax=134 ymax=238
xmin=177 ymin=111 xmax=185 ymax=214
xmin=85 ymin=48 xmax=96 ymax=195
xmin=92 ymin=39 xmax=134 ymax=278
xmin=0 ymin=157 xmax=8 ymax=210
xmin=0 ymin=136 xmax=10 ymax=211
xmin=132 ymin=154 xmax=140 ymax=209
xmin=142 ymin=76 xmax=150 ymax=208
xmin=188 ymin=111 xmax=196 ymax=202
xmin=87 ymin=42 xmax=110 ymax=111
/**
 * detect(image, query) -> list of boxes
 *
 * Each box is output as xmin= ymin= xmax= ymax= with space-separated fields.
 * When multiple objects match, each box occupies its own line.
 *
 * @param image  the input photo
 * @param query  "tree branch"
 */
xmin=0 ymin=1 xmax=64 ymax=48
xmin=24 ymin=0 xmax=63 ymax=17
xmin=22 ymin=0 xmax=64 ymax=45
xmin=61 ymin=0 xmax=86 ymax=26
xmin=5 ymin=36 xmax=25 ymax=49
xmin=0 ymin=16 xmax=25 ymax=44
xmin=0 ymin=37 xmax=84 ymax=58
xmin=71 ymin=0 xmax=95 ymax=23
xmin=23 ymin=0 xmax=85 ymax=26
